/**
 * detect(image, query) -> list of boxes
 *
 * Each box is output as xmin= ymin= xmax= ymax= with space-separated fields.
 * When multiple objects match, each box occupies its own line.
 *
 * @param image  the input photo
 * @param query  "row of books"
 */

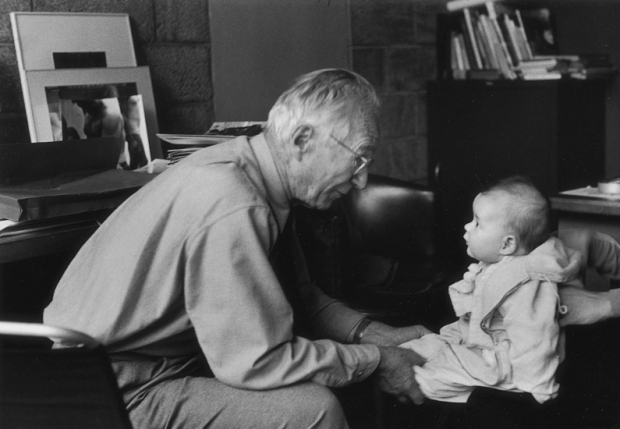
xmin=449 ymin=2 xmax=524 ymax=80
xmin=446 ymin=0 xmax=617 ymax=81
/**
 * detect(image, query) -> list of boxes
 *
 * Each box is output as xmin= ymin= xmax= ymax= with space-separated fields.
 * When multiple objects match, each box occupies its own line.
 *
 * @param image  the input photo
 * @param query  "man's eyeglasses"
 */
xmin=329 ymin=134 xmax=373 ymax=175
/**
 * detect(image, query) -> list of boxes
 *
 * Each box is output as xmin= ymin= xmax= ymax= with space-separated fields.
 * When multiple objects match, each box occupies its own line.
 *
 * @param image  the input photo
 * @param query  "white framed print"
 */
xmin=10 ymin=12 xmax=136 ymax=71
xmin=22 ymin=66 xmax=161 ymax=166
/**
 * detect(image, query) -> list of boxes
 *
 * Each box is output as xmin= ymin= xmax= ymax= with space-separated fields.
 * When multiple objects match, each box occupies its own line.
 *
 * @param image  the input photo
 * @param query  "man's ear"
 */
xmin=500 ymin=235 xmax=518 ymax=256
xmin=291 ymin=124 xmax=313 ymax=161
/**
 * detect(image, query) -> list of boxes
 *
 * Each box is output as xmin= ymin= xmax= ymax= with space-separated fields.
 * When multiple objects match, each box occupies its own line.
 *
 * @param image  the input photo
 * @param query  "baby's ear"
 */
xmin=500 ymin=235 xmax=519 ymax=256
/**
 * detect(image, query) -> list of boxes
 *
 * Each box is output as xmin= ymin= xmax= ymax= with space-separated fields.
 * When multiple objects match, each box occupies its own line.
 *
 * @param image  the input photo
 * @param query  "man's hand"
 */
xmin=559 ymin=286 xmax=614 ymax=326
xmin=375 ymin=346 xmax=426 ymax=405
xmin=361 ymin=321 xmax=432 ymax=346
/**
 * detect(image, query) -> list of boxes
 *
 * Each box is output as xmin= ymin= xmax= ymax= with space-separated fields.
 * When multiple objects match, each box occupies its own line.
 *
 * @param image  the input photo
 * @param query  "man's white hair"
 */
xmin=264 ymin=69 xmax=380 ymax=144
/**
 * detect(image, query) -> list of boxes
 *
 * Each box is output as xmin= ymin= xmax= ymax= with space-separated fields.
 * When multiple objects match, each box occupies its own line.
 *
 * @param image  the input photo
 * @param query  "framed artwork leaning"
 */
xmin=10 ymin=12 xmax=136 ymax=71
xmin=21 ymin=66 xmax=162 ymax=167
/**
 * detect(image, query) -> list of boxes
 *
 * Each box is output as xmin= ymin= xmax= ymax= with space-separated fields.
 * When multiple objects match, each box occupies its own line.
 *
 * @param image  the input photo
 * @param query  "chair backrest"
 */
xmin=342 ymin=174 xmax=440 ymax=263
xmin=0 ymin=322 xmax=133 ymax=429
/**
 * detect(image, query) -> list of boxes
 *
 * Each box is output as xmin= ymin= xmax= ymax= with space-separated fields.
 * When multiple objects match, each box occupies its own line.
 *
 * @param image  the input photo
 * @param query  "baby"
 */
xmin=400 ymin=175 xmax=582 ymax=404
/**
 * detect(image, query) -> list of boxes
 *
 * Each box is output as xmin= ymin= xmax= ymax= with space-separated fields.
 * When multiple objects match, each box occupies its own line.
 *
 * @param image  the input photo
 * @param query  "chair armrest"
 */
xmin=0 ymin=321 xmax=99 ymax=348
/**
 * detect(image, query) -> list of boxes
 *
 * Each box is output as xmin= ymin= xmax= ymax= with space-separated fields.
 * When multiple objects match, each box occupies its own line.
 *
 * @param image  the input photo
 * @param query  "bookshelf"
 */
xmin=438 ymin=1 xmax=617 ymax=82
xmin=429 ymin=1 xmax=617 ymax=269
xmin=427 ymin=79 xmax=608 ymax=269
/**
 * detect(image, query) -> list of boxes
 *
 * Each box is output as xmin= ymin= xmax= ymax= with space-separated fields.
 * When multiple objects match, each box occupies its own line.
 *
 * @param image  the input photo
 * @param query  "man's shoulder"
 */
xmin=167 ymin=151 xmax=270 ymax=215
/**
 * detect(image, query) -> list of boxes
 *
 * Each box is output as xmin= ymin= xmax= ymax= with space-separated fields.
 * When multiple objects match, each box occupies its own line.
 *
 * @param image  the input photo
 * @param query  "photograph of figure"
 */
xmin=46 ymin=83 xmax=150 ymax=170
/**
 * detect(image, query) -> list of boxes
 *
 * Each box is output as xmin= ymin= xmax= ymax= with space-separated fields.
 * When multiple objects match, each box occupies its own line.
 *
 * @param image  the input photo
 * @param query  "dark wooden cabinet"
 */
xmin=427 ymin=79 xmax=608 ymax=268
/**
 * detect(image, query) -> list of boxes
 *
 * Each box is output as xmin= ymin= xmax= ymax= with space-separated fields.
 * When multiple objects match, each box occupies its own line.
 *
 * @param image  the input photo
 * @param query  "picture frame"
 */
xmin=10 ymin=12 xmax=136 ymax=71
xmin=22 ymin=66 xmax=162 ymax=163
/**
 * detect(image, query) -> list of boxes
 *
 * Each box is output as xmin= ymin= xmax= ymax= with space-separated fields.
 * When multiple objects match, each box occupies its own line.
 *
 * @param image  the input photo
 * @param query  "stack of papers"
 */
xmin=157 ymin=134 xmax=234 ymax=165
xmin=560 ymin=186 xmax=620 ymax=201
xmin=158 ymin=122 xmax=265 ymax=166
xmin=156 ymin=134 xmax=234 ymax=146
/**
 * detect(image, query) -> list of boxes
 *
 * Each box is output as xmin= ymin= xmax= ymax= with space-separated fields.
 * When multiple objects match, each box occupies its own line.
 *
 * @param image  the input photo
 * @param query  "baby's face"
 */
xmin=463 ymin=193 xmax=511 ymax=264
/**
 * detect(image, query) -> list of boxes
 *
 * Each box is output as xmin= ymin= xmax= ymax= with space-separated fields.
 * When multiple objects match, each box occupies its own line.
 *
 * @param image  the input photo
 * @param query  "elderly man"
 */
xmin=44 ymin=69 xmax=430 ymax=428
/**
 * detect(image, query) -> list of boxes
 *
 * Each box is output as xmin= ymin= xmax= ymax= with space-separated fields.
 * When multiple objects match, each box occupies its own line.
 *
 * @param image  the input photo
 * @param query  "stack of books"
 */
xmin=446 ymin=0 xmax=532 ymax=80
xmin=514 ymin=57 xmax=561 ymax=80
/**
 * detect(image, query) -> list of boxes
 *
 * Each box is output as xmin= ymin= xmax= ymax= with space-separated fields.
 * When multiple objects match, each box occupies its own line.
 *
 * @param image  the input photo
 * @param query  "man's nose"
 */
xmin=351 ymin=169 xmax=369 ymax=189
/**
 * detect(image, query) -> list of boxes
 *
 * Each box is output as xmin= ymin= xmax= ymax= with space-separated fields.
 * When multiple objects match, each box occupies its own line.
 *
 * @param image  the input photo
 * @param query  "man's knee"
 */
xmin=292 ymin=383 xmax=348 ymax=429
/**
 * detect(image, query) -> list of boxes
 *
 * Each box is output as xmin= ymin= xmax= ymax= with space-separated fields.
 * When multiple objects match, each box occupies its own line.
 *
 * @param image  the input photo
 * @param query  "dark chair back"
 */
xmin=0 ymin=322 xmax=132 ymax=429
xmin=295 ymin=174 xmax=457 ymax=327
xmin=343 ymin=174 xmax=439 ymax=263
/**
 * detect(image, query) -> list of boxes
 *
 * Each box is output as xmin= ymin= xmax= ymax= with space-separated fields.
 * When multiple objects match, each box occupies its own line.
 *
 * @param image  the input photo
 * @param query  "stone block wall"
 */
xmin=350 ymin=0 xmax=442 ymax=183
xmin=0 ymin=0 xmax=439 ymax=182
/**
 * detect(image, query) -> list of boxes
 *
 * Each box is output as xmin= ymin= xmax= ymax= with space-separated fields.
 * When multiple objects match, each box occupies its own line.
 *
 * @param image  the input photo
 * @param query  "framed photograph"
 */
xmin=22 ymin=66 xmax=161 ymax=167
xmin=10 ymin=12 xmax=136 ymax=71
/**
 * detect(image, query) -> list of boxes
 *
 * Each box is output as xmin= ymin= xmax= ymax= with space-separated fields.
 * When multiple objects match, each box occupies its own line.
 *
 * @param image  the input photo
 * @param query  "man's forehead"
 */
xmin=352 ymin=125 xmax=379 ymax=147
xmin=352 ymin=138 xmax=378 ymax=157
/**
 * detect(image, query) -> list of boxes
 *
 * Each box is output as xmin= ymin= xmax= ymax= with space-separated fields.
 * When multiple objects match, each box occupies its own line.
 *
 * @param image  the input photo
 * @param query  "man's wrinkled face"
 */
xmin=300 ymin=126 xmax=378 ymax=210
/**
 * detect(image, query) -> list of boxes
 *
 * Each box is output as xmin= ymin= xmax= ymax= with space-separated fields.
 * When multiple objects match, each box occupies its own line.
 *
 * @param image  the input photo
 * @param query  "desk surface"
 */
xmin=551 ymin=195 xmax=620 ymax=217
xmin=0 ymin=212 xmax=107 ymax=264
xmin=552 ymin=195 xmax=620 ymax=291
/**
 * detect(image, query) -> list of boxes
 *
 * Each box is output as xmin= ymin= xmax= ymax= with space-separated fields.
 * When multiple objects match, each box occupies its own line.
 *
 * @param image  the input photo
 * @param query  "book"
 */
xmin=450 ymin=33 xmax=459 ymax=71
xmin=477 ymin=15 xmax=500 ymax=70
xmin=517 ymin=67 xmax=553 ymax=75
xmin=518 ymin=58 xmax=558 ymax=69
xmin=472 ymin=12 xmax=491 ymax=69
xmin=447 ymin=0 xmax=497 ymax=12
xmin=451 ymin=32 xmax=465 ymax=72
xmin=509 ymin=16 xmax=533 ymax=62
xmin=521 ymin=72 xmax=562 ymax=80
xmin=502 ymin=14 xmax=522 ymax=65
xmin=514 ymin=10 xmax=533 ymax=60
xmin=463 ymin=8 xmax=483 ymax=69
xmin=480 ymin=13 xmax=515 ymax=79
xmin=570 ymin=68 xmax=618 ymax=80
xmin=485 ymin=2 xmax=515 ymax=70
xmin=457 ymin=34 xmax=471 ymax=70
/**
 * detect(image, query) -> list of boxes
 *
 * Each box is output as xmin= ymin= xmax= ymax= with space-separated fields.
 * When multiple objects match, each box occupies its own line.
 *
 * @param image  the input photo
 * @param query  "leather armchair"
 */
xmin=295 ymin=174 xmax=459 ymax=329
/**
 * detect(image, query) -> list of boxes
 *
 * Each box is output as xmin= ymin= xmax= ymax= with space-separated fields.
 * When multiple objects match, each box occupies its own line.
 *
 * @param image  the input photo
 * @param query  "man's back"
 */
xmin=44 ymin=137 xmax=280 ymax=356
